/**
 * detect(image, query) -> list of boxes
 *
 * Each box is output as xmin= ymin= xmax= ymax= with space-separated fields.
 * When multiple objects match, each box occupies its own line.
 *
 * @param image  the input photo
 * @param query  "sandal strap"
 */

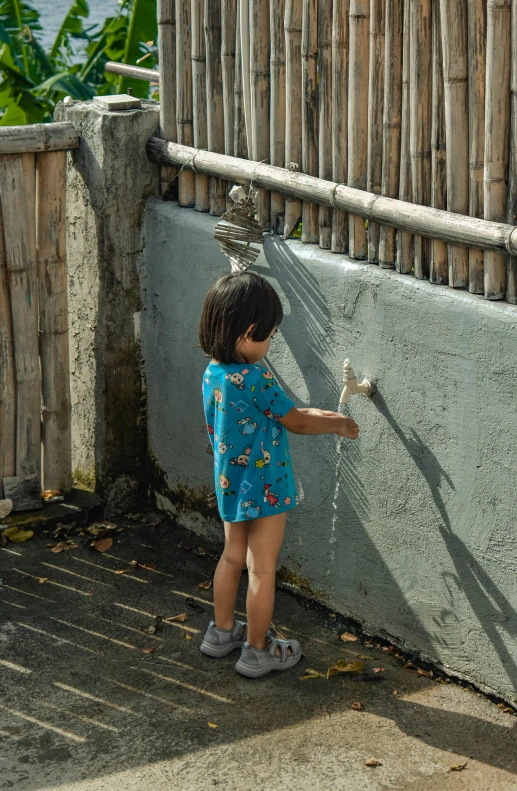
xmin=268 ymin=636 xmax=291 ymax=663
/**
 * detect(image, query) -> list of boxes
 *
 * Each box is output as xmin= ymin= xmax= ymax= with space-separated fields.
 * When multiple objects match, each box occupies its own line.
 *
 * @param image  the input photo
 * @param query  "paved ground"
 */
xmin=1 ymin=514 xmax=516 ymax=791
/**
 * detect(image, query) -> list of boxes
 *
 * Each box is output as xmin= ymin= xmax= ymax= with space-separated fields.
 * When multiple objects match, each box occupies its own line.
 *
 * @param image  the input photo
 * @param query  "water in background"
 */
xmin=34 ymin=0 xmax=120 ymax=54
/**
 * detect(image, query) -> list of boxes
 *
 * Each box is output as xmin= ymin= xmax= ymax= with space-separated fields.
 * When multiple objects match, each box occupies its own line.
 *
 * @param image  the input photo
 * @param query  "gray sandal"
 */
xmin=200 ymin=620 xmax=247 ymax=657
xmin=235 ymin=635 xmax=302 ymax=678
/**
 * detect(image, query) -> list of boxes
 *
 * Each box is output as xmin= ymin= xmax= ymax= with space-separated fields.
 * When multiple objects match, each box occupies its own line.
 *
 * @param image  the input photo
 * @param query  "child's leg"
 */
xmin=213 ymin=520 xmax=248 ymax=630
xmin=246 ymin=512 xmax=287 ymax=650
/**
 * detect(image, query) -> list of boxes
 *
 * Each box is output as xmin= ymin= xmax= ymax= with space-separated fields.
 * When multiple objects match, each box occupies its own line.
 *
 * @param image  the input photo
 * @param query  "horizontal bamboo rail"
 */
xmin=147 ymin=137 xmax=517 ymax=256
xmin=0 ymin=123 xmax=78 ymax=154
xmin=105 ymin=62 xmax=159 ymax=82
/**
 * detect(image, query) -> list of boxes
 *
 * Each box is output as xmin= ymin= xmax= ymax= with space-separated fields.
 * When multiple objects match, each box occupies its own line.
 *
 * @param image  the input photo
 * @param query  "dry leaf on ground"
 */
xmin=142 ymin=647 xmax=155 ymax=654
xmin=498 ymin=704 xmax=514 ymax=714
xmin=357 ymin=654 xmax=375 ymax=660
xmin=299 ymin=668 xmax=325 ymax=680
xmin=4 ymin=527 xmax=34 ymax=543
xmin=448 ymin=762 xmax=467 ymax=772
xmin=164 ymin=613 xmax=188 ymax=623
xmin=373 ymin=667 xmax=385 ymax=674
xmin=51 ymin=541 xmax=71 ymax=553
xmin=404 ymin=661 xmax=417 ymax=671
xmin=365 ymin=758 xmax=382 ymax=767
xmin=41 ymin=489 xmax=62 ymax=501
xmin=115 ymin=568 xmax=135 ymax=575
xmin=340 ymin=632 xmax=358 ymax=643
xmin=352 ymin=702 xmax=364 ymax=711
xmin=207 ymin=722 xmax=218 ymax=728
xmin=185 ymin=634 xmax=192 ymax=640
xmin=332 ymin=660 xmax=364 ymax=674
xmin=36 ymin=577 xmax=48 ymax=584
xmin=271 ymin=622 xmax=288 ymax=639
xmin=417 ymin=667 xmax=433 ymax=678
xmin=198 ymin=579 xmax=213 ymax=590
xmin=90 ymin=537 xmax=113 ymax=553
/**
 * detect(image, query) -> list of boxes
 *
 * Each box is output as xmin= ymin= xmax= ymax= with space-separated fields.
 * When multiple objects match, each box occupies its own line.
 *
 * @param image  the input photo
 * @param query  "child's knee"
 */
xmin=222 ymin=548 xmax=247 ymax=570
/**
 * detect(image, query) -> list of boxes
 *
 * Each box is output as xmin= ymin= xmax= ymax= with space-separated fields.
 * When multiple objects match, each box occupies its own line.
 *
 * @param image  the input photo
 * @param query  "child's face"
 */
xmin=236 ymin=325 xmax=278 ymax=363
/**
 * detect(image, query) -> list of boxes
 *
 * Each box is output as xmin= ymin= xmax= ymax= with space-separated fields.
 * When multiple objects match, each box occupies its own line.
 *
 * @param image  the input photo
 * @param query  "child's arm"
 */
xmin=280 ymin=407 xmax=359 ymax=439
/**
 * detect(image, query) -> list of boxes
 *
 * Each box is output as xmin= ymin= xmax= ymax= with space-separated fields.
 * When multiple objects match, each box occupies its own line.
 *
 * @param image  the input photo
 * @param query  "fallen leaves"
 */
xmin=404 ymin=661 xmax=417 ymax=671
xmin=340 ymin=632 xmax=358 ymax=643
xmin=50 ymin=540 xmax=78 ymax=553
xmin=299 ymin=668 xmax=325 ymax=680
xmin=364 ymin=758 xmax=382 ymax=767
xmin=417 ymin=667 xmax=433 ymax=679
xmin=185 ymin=634 xmax=192 ymax=640
xmin=356 ymin=654 xmax=375 ymax=660
xmin=327 ymin=660 xmax=364 ymax=679
xmin=36 ymin=577 xmax=48 ymax=584
xmin=448 ymin=761 xmax=467 ymax=773
xmin=372 ymin=667 xmax=385 ymax=674
xmin=142 ymin=647 xmax=155 ymax=654
xmin=164 ymin=613 xmax=188 ymax=623
xmin=90 ymin=537 xmax=113 ymax=553
xmin=198 ymin=579 xmax=213 ymax=590
xmin=207 ymin=722 xmax=218 ymax=728
xmin=3 ymin=526 xmax=34 ymax=543
xmin=351 ymin=701 xmax=364 ymax=711
xmin=498 ymin=703 xmax=515 ymax=714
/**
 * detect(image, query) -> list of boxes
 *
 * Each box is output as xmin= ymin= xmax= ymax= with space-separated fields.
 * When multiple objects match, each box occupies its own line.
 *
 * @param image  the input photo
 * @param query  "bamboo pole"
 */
xmin=467 ymin=0 xmax=486 ymax=295
xmin=378 ymin=0 xmax=402 ymax=269
xmin=205 ymin=1 xmax=227 ymax=215
xmin=484 ymin=0 xmax=511 ymax=300
xmin=430 ymin=0 xmax=448 ymax=284
xmin=250 ymin=0 xmax=271 ymax=228
xmin=36 ymin=151 xmax=72 ymax=493
xmin=284 ymin=0 xmax=303 ymax=238
xmin=191 ymin=0 xmax=209 ymax=211
xmin=331 ymin=0 xmax=349 ymax=253
xmin=158 ymin=0 xmax=177 ymax=197
xmin=317 ymin=0 xmax=332 ymax=248
xmin=366 ymin=0 xmax=385 ymax=263
xmin=348 ymin=0 xmax=369 ymax=259
xmin=234 ymin=2 xmax=248 ymax=159
xmin=396 ymin=0 xmax=412 ymax=273
xmin=270 ymin=0 xmax=286 ymax=233
xmin=222 ymin=0 xmax=237 ymax=159
xmin=440 ymin=0 xmax=468 ymax=286
xmin=105 ymin=62 xmax=159 ymax=82
xmin=507 ymin=0 xmax=517 ymax=302
xmin=0 ymin=155 xmax=40 ymax=480
xmin=175 ymin=0 xmax=195 ymax=207
xmin=301 ymin=0 xmax=319 ymax=243
xmin=0 ymin=123 xmax=78 ymax=155
xmin=148 ymin=138 xmax=517 ymax=256
xmin=0 ymin=197 xmax=15 ymax=497
xmin=410 ymin=0 xmax=432 ymax=279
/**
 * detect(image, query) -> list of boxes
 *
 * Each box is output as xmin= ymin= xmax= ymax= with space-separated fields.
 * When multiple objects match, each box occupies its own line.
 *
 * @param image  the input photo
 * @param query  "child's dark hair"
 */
xmin=199 ymin=272 xmax=283 ymax=363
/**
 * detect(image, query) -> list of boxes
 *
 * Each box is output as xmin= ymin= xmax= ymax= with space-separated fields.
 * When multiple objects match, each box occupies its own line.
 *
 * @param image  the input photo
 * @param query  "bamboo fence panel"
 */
xmin=191 ymin=0 xmax=209 ymax=211
xmin=270 ymin=0 xmax=286 ymax=233
xmin=205 ymin=1 xmax=226 ymax=215
xmin=176 ymin=0 xmax=195 ymax=207
xmin=440 ymin=0 xmax=468 ymax=287
xmin=467 ymin=0 xmax=486 ymax=295
xmin=158 ymin=0 xmax=177 ymax=196
xmin=378 ymin=0 xmax=402 ymax=269
xmin=507 ymin=0 xmax=517 ymax=302
xmin=284 ymin=0 xmax=303 ymax=238
xmin=234 ymin=2 xmax=248 ymax=159
xmin=396 ymin=0 xmax=412 ymax=273
xmin=222 ymin=0 xmax=237 ymax=159
xmin=430 ymin=0 xmax=448 ymax=284
xmin=0 ymin=155 xmax=40 ymax=479
xmin=410 ymin=0 xmax=432 ymax=279
xmin=484 ymin=0 xmax=511 ymax=300
xmin=36 ymin=151 xmax=72 ymax=492
xmin=250 ymin=0 xmax=271 ymax=228
xmin=318 ymin=0 xmax=332 ymax=249
xmin=0 ymin=199 xmax=15 ymax=496
xmin=331 ymin=0 xmax=349 ymax=253
xmin=366 ymin=0 xmax=385 ymax=263
xmin=301 ymin=0 xmax=319 ymax=243
xmin=347 ymin=0 xmax=369 ymax=259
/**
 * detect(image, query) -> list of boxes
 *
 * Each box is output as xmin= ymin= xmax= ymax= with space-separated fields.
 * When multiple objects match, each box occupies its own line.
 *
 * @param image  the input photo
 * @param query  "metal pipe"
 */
xmin=105 ymin=62 xmax=160 ymax=82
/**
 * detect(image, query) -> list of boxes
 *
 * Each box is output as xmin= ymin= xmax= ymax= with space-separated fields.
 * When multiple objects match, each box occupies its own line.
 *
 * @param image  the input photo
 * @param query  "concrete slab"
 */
xmin=1 ymin=518 xmax=516 ymax=791
xmin=93 ymin=95 xmax=142 ymax=111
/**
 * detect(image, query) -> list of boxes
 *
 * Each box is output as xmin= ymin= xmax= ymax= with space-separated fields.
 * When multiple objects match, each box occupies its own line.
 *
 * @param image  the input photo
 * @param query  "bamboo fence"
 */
xmin=152 ymin=0 xmax=517 ymax=304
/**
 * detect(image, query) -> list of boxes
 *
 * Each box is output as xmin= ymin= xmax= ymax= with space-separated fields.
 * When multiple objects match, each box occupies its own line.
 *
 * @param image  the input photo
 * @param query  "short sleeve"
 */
xmin=250 ymin=366 xmax=295 ymax=421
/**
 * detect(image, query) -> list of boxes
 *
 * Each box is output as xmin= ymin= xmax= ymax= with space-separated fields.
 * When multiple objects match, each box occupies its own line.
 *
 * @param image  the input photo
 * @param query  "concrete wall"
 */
xmin=142 ymin=199 xmax=517 ymax=703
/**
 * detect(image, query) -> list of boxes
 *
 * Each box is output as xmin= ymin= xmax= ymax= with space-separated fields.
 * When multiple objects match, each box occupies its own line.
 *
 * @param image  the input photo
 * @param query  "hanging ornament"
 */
xmin=214 ymin=185 xmax=264 ymax=273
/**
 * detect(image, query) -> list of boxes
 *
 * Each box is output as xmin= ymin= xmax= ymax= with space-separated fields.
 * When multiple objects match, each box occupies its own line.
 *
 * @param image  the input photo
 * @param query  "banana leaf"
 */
xmin=118 ymin=0 xmax=156 ymax=98
xmin=49 ymin=0 xmax=89 ymax=64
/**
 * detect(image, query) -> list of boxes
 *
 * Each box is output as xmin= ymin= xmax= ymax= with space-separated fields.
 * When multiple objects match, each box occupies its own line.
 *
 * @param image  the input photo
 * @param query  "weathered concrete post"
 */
xmin=54 ymin=100 xmax=160 ymax=515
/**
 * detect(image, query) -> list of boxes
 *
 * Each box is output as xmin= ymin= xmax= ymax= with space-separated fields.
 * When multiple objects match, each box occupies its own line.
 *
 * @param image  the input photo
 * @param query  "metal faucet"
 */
xmin=339 ymin=359 xmax=375 ymax=405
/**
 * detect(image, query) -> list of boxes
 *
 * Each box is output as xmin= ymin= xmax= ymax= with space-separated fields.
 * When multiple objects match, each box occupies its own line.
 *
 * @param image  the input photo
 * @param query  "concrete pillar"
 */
xmin=54 ymin=100 xmax=160 ymax=515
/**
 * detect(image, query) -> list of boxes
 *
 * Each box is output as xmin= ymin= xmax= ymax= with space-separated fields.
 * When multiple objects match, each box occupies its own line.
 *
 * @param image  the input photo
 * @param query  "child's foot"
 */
xmin=235 ymin=635 xmax=302 ymax=677
xmin=200 ymin=620 xmax=247 ymax=657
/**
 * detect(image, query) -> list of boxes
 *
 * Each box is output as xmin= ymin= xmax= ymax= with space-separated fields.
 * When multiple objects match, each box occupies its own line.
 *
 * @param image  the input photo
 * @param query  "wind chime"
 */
xmin=213 ymin=185 xmax=264 ymax=273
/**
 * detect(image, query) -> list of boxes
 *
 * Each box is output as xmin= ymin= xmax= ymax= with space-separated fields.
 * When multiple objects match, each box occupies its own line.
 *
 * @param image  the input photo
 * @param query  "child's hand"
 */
xmin=335 ymin=416 xmax=359 ymax=439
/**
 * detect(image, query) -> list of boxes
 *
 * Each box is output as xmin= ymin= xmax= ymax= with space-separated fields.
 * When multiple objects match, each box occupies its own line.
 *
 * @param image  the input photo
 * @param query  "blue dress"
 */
xmin=203 ymin=362 xmax=299 ymax=522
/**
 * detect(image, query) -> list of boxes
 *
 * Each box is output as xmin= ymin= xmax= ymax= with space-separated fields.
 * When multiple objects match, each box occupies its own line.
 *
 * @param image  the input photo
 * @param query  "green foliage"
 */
xmin=0 ymin=0 xmax=158 ymax=124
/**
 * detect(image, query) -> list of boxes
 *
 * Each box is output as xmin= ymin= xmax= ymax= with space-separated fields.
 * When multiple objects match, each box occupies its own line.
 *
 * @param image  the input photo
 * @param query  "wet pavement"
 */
xmin=1 ymin=514 xmax=516 ymax=791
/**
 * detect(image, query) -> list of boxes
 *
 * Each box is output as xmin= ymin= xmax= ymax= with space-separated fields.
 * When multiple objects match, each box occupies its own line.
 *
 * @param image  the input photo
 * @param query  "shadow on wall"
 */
xmin=374 ymin=391 xmax=517 ymax=696
xmin=263 ymin=235 xmax=517 ymax=697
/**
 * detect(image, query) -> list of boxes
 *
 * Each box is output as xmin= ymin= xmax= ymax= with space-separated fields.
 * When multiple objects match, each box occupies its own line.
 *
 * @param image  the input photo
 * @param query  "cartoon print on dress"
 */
xmin=271 ymin=425 xmax=282 ymax=446
xmin=262 ymin=407 xmax=284 ymax=421
xmin=230 ymin=446 xmax=252 ymax=467
xmin=261 ymin=372 xmax=277 ymax=392
xmin=229 ymin=399 xmax=248 ymax=413
xmin=240 ymin=480 xmax=253 ymax=495
xmin=206 ymin=423 xmax=214 ymax=436
xmin=238 ymin=416 xmax=258 ymax=435
xmin=225 ymin=368 xmax=250 ymax=390
xmin=263 ymin=483 xmax=280 ymax=509
xmin=217 ymin=428 xmax=232 ymax=456
xmin=240 ymin=500 xmax=261 ymax=519
xmin=255 ymin=443 xmax=271 ymax=469
xmin=277 ymin=445 xmax=290 ymax=467
xmin=211 ymin=388 xmax=227 ymax=413
xmin=218 ymin=474 xmax=236 ymax=496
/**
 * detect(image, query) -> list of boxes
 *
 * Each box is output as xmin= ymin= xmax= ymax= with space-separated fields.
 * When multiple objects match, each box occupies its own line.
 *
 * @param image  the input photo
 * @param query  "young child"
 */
xmin=199 ymin=272 xmax=359 ymax=678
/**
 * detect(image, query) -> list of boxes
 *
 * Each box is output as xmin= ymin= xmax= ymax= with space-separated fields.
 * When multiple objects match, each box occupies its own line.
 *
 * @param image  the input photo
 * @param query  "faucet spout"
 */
xmin=339 ymin=359 xmax=375 ymax=405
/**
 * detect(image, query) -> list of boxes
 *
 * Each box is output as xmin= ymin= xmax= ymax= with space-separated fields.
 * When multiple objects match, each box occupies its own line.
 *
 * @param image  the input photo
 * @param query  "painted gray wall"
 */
xmin=142 ymin=199 xmax=517 ymax=703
